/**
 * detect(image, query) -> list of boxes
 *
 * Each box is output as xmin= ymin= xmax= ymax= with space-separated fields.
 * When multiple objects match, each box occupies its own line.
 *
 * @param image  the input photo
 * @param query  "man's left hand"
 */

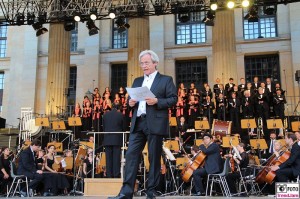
xmin=145 ymin=97 xmax=158 ymax=105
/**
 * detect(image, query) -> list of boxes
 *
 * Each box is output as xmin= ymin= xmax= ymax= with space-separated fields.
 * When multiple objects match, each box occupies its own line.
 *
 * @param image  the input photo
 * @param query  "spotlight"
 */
xmin=32 ymin=12 xmax=48 ymax=37
xmin=86 ymin=20 xmax=99 ymax=36
xmin=74 ymin=12 xmax=81 ymax=22
xmin=210 ymin=3 xmax=218 ymax=11
xmin=242 ymin=0 xmax=250 ymax=7
xmin=90 ymin=7 xmax=97 ymax=20
xmin=137 ymin=4 xmax=145 ymax=17
xmin=109 ymin=8 xmax=116 ymax=19
xmin=64 ymin=18 xmax=75 ymax=31
xmin=178 ymin=13 xmax=190 ymax=23
xmin=171 ymin=2 xmax=179 ymax=14
xmin=264 ymin=6 xmax=277 ymax=15
xmin=227 ymin=1 xmax=235 ymax=9
xmin=27 ymin=12 xmax=35 ymax=25
xmin=154 ymin=3 xmax=164 ymax=15
xmin=38 ymin=12 xmax=47 ymax=24
xmin=115 ymin=16 xmax=130 ymax=33
xmin=202 ymin=10 xmax=215 ymax=26
xmin=16 ymin=13 xmax=25 ymax=26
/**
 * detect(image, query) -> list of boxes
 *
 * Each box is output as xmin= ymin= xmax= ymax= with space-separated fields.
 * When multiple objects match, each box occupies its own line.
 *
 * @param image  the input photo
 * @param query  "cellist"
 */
xmin=270 ymin=132 xmax=300 ymax=182
xmin=192 ymin=133 xmax=223 ymax=196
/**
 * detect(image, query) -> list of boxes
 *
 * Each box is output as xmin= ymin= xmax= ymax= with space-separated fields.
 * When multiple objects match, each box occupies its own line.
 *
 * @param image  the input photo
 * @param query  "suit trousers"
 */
xmin=22 ymin=172 xmax=44 ymax=192
xmin=105 ymin=145 xmax=121 ymax=178
xmin=276 ymin=168 xmax=295 ymax=182
xmin=119 ymin=117 xmax=163 ymax=198
xmin=193 ymin=167 xmax=208 ymax=193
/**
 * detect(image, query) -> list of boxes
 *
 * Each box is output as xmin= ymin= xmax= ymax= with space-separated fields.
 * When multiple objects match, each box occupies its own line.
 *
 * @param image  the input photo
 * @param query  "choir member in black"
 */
xmin=225 ymin=78 xmax=235 ymax=98
xmin=228 ymin=92 xmax=241 ymax=129
xmin=274 ymin=83 xmax=285 ymax=95
xmin=202 ymin=96 xmax=215 ymax=128
xmin=213 ymin=78 xmax=221 ymax=94
xmin=260 ymin=82 xmax=271 ymax=97
xmin=216 ymin=93 xmax=226 ymax=121
xmin=255 ymin=87 xmax=269 ymax=122
xmin=0 ymin=147 xmax=12 ymax=195
xmin=215 ymin=84 xmax=226 ymax=100
xmin=102 ymin=93 xmax=112 ymax=112
xmin=192 ymin=133 xmax=223 ymax=196
xmin=245 ymin=82 xmax=255 ymax=97
xmin=177 ymin=82 xmax=186 ymax=96
xmin=44 ymin=145 xmax=69 ymax=196
xmin=93 ymin=93 xmax=102 ymax=107
xmin=251 ymin=76 xmax=260 ymax=94
xmin=176 ymin=116 xmax=189 ymax=143
xmin=103 ymin=103 xmax=124 ymax=178
xmin=188 ymin=82 xmax=197 ymax=95
xmin=226 ymin=143 xmax=249 ymax=195
xmin=92 ymin=88 xmax=100 ymax=105
xmin=242 ymin=90 xmax=254 ymax=118
xmin=273 ymin=89 xmax=286 ymax=121
xmin=83 ymin=148 xmax=100 ymax=178
xmin=17 ymin=139 xmax=44 ymax=197
xmin=270 ymin=132 xmax=300 ymax=182
xmin=238 ymin=77 xmax=246 ymax=93
xmin=231 ymin=85 xmax=242 ymax=101
xmin=102 ymin=87 xmax=112 ymax=100
xmin=188 ymin=95 xmax=199 ymax=129
xmin=82 ymin=95 xmax=91 ymax=108
xmin=266 ymin=78 xmax=275 ymax=94
xmin=202 ymin=85 xmax=213 ymax=102
xmin=93 ymin=100 xmax=102 ymax=132
xmin=73 ymin=102 xmax=82 ymax=139
xmin=82 ymin=101 xmax=92 ymax=131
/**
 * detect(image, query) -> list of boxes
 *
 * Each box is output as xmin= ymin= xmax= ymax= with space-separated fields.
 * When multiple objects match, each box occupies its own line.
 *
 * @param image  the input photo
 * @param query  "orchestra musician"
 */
xmin=0 ymin=147 xmax=13 ymax=195
xmin=192 ymin=133 xmax=223 ymax=196
xmin=225 ymin=143 xmax=249 ymax=195
xmin=17 ymin=139 xmax=44 ymax=197
xmin=83 ymin=148 xmax=100 ymax=178
xmin=264 ymin=131 xmax=277 ymax=159
xmin=270 ymin=132 xmax=300 ymax=182
xmin=176 ymin=116 xmax=188 ymax=141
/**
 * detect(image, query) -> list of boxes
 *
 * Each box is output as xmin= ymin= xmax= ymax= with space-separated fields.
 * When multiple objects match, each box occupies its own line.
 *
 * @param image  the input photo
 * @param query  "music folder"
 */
xmin=52 ymin=121 xmax=66 ymax=130
xmin=291 ymin=121 xmax=300 ymax=132
xmin=249 ymin=139 xmax=268 ymax=150
xmin=241 ymin=118 xmax=256 ymax=129
xmin=35 ymin=117 xmax=50 ymax=127
xmin=267 ymin=119 xmax=283 ymax=129
xmin=169 ymin=117 xmax=177 ymax=127
xmin=68 ymin=117 xmax=82 ymax=126
xmin=195 ymin=120 xmax=210 ymax=130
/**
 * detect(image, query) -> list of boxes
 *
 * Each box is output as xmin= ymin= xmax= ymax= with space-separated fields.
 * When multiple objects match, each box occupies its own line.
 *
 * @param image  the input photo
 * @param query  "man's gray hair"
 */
xmin=139 ymin=50 xmax=159 ymax=64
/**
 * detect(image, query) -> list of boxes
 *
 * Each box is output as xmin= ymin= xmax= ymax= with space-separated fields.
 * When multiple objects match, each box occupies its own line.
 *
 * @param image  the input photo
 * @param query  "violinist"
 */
xmin=0 ymin=147 xmax=13 ymax=195
xmin=226 ymin=143 xmax=249 ymax=195
xmin=192 ymin=133 xmax=223 ymax=196
xmin=270 ymin=132 xmax=300 ymax=182
xmin=83 ymin=148 xmax=100 ymax=178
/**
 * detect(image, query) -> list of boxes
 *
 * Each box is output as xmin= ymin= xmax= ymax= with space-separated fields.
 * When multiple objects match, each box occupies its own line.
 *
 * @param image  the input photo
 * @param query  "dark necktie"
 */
xmin=270 ymin=140 xmax=274 ymax=153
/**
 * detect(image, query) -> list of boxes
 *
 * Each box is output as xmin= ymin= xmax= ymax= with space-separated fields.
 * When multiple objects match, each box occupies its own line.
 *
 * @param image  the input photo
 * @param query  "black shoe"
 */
xmin=107 ymin=194 xmax=127 ymax=199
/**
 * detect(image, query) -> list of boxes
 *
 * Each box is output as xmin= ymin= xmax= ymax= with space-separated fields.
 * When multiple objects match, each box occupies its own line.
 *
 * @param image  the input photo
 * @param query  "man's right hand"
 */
xmin=37 ymin=170 xmax=43 ymax=174
xmin=129 ymin=99 xmax=137 ymax=107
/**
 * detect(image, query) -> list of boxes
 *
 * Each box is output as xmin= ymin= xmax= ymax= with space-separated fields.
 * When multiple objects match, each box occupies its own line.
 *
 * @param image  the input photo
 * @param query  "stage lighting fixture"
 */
xmin=38 ymin=12 xmax=47 ymax=24
xmin=227 ymin=1 xmax=235 ymax=9
xmin=115 ymin=16 xmax=130 ymax=33
xmin=178 ymin=13 xmax=190 ymax=23
xmin=64 ymin=19 xmax=75 ymax=31
xmin=154 ymin=3 xmax=164 ymax=15
xmin=171 ymin=3 xmax=179 ymax=14
xmin=202 ymin=11 xmax=215 ymax=26
xmin=86 ymin=20 xmax=99 ymax=36
xmin=109 ymin=8 xmax=116 ymax=19
xmin=27 ymin=13 xmax=35 ymax=25
xmin=210 ymin=3 xmax=218 ymax=11
xmin=264 ymin=6 xmax=277 ymax=15
xmin=16 ymin=13 xmax=25 ymax=26
xmin=242 ymin=0 xmax=250 ymax=7
xmin=244 ymin=5 xmax=259 ymax=22
xmin=74 ymin=12 xmax=81 ymax=22
xmin=137 ymin=4 xmax=146 ymax=16
xmin=32 ymin=12 xmax=48 ymax=37
xmin=90 ymin=7 xmax=97 ymax=20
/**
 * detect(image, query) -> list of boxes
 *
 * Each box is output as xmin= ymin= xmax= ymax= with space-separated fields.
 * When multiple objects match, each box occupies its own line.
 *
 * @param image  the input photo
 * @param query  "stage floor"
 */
xmin=8 ymin=195 xmax=274 ymax=199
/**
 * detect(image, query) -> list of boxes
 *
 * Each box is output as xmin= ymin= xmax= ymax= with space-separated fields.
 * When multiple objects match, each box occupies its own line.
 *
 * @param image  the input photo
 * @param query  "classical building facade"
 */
xmin=0 ymin=4 xmax=299 ymax=127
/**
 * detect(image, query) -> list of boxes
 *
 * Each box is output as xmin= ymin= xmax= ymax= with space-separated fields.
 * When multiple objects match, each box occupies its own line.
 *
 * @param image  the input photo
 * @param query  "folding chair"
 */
xmin=6 ymin=161 xmax=29 ymax=197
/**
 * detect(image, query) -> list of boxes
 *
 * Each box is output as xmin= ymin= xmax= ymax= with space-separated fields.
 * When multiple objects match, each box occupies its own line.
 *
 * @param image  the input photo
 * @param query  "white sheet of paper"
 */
xmin=126 ymin=86 xmax=156 ymax=101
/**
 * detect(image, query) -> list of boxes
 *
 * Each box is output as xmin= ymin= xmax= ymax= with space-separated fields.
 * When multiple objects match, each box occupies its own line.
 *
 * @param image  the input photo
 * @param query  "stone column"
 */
xmin=212 ymin=10 xmax=238 ymax=83
xmin=127 ymin=17 xmax=150 ymax=86
xmin=45 ymin=23 xmax=70 ymax=115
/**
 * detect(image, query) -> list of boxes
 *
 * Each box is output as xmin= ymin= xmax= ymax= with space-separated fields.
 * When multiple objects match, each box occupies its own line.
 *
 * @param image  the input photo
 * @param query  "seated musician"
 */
xmin=36 ymin=149 xmax=45 ymax=170
xmin=192 ymin=133 xmax=223 ymax=196
xmin=270 ymin=132 xmax=300 ymax=182
xmin=83 ymin=148 xmax=100 ymax=178
xmin=226 ymin=143 xmax=249 ymax=195
xmin=17 ymin=139 xmax=44 ymax=197
xmin=295 ymin=131 xmax=300 ymax=146
xmin=0 ymin=147 xmax=13 ymax=195
xmin=44 ymin=145 xmax=69 ymax=196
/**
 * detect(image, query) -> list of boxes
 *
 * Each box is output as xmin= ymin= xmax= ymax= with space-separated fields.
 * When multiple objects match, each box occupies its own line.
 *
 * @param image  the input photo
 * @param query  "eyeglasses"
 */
xmin=139 ymin=62 xmax=152 ymax=67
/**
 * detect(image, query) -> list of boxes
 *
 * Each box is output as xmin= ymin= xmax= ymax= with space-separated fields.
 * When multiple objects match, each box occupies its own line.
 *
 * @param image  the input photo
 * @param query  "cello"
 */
xmin=181 ymin=150 xmax=206 ymax=182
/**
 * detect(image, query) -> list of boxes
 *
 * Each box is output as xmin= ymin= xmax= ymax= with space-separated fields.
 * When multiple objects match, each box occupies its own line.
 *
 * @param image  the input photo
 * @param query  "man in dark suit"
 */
xmin=17 ymin=139 xmax=44 ymax=197
xmin=271 ymin=132 xmax=300 ymax=182
xmin=193 ymin=133 xmax=223 ymax=196
xmin=103 ymin=103 xmax=124 ymax=178
xmin=109 ymin=50 xmax=177 ymax=199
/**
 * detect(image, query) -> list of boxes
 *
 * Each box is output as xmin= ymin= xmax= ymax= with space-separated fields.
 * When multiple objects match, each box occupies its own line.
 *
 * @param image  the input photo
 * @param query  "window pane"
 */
xmin=0 ymin=26 xmax=7 ymax=57
xmin=112 ymin=19 xmax=128 ymax=49
xmin=70 ymin=23 xmax=78 ymax=52
xmin=111 ymin=64 xmax=127 ymax=94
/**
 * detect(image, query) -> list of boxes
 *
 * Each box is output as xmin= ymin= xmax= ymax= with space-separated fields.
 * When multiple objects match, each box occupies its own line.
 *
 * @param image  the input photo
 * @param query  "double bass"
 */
xmin=181 ymin=150 xmax=206 ymax=182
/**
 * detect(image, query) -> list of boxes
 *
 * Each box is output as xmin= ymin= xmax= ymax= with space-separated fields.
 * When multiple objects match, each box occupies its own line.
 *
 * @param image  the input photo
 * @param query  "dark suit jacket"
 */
xmin=103 ymin=109 xmax=124 ymax=146
xmin=279 ymin=143 xmax=300 ymax=176
xmin=17 ymin=146 xmax=37 ymax=178
xmin=199 ymin=142 xmax=223 ymax=174
xmin=129 ymin=72 xmax=177 ymax=136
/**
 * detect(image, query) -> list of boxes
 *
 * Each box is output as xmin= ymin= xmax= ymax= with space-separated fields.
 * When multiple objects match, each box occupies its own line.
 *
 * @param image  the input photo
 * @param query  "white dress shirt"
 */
xmin=137 ymin=70 xmax=158 ymax=116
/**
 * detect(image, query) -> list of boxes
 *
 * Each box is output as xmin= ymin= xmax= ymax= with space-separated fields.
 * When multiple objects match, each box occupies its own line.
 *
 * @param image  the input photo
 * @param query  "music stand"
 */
xmin=35 ymin=117 xmax=50 ymax=127
xmin=195 ymin=139 xmax=203 ymax=146
xmin=52 ymin=121 xmax=66 ymax=130
xmin=250 ymin=139 xmax=267 ymax=159
xmin=75 ymin=148 xmax=86 ymax=167
xmin=222 ymin=136 xmax=239 ymax=148
xmin=47 ymin=141 xmax=63 ymax=152
xmin=79 ymin=141 xmax=94 ymax=149
xmin=68 ymin=117 xmax=82 ymax=140
xmin=267 ymin=119 xmax=283 ymax=129
xmin=169 ymin=117 xmax=177 ymax=127
xmin=291 ymin=121 xmax=300 ymax=132
xmin=195 ymin=120 xmax=210 ymax=130
xmin=164 ymin=140 xmax=180 ymax=151
xmin=241 ymin=118 xmax=256 ymax=138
